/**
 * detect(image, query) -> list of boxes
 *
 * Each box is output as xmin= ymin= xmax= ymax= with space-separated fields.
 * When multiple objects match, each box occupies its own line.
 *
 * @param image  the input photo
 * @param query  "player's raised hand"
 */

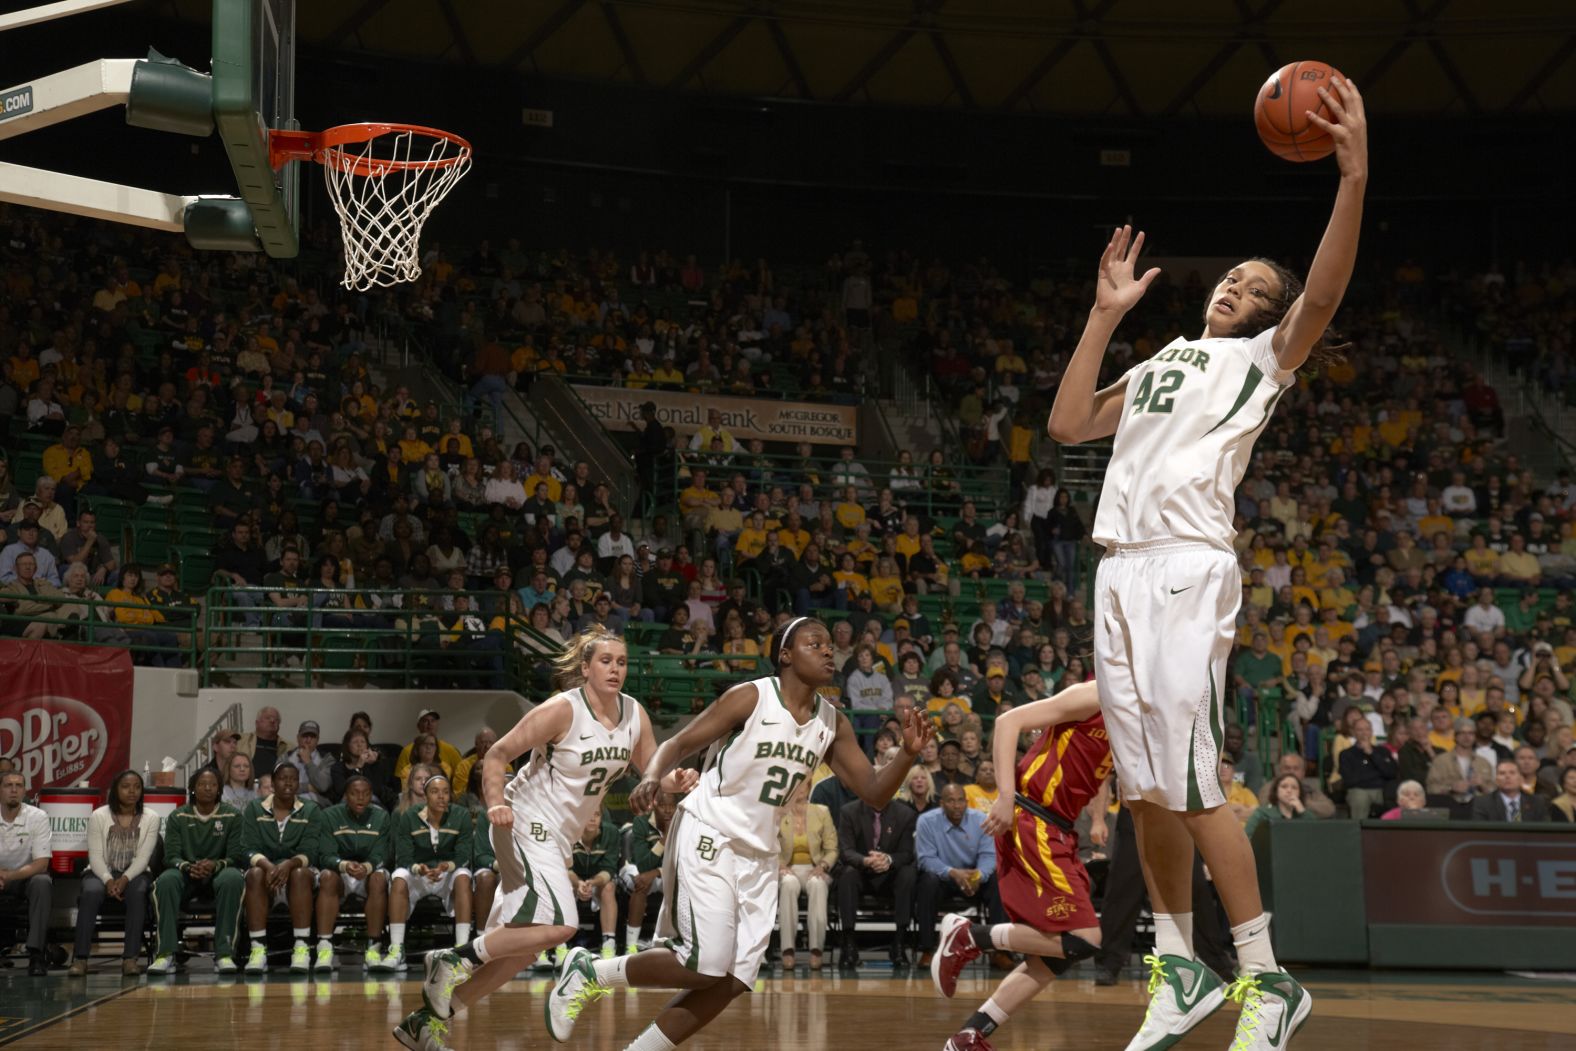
xmin=900 ymin=707 xmax=935 ymax=757
xmin=1307 ymin=76 xmax=1367 ymax=182
xmin=660 ymin=767 xmax=700 ymax=796
xmin=1093 ymin=225 xmax=1161 ymax=316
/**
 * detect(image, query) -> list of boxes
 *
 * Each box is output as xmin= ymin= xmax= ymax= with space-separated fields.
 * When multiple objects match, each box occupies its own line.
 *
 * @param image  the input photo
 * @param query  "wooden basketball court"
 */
xmin=3 ymin=965 xmax=1572 ymax=1049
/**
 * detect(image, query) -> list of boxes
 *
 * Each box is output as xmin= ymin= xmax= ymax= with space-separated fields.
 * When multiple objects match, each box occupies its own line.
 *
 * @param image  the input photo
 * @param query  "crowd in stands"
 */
xmin=4 ymin=200 xmax=1576 ymax=976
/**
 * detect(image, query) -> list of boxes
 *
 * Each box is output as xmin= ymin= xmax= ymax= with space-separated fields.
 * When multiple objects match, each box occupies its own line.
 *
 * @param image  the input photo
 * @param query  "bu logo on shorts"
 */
xmin=529 ymin=822 xmax=548 ymax=842
xmin=695 ymin=835 xmax=720 ymax=862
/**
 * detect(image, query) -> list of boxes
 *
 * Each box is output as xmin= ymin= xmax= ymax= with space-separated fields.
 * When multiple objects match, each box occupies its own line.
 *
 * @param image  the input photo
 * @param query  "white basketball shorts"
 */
xmin=486 ymin=818 xmax=576 ymax=930
xmin=1094 ymin=539 xmax=1238 ymax=812
xmin=656 ymin=810 xmax=776 ymax=986
xmin=392 ymin=866 xmax=471 ymax=912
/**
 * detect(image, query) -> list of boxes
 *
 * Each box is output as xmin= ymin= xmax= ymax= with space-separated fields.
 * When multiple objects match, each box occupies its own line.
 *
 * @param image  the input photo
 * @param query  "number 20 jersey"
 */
xmin=505 ymin=686 xmax=643 ymax=855
xmin=682 ymin=676 xmax=839 ymax=855
xmin=1092 ymin=326 xmax=1294 ymax=553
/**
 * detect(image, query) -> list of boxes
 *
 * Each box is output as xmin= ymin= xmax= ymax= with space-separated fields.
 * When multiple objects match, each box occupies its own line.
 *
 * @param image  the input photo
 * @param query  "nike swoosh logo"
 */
xmin=1170 ymin=587 xmax=1193 ymax=595
xmin=579 ymin=733 xmax=595 ymax=740
xmin=761 ymin=720 xmax=779 ymax=725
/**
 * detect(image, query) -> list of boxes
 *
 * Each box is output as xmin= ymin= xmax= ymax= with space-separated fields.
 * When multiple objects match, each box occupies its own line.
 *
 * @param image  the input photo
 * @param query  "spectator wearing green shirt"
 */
xmin=1234 ymin=630 xmax=1285 ymax=710
xmin=570 ymin=807 xmax=622 ymax=959
xmin=388 ymin=774 xmax=474 ymax=971
xmin=239 ymin=762 xmax=332 ymax=975
xmin=1244 ymin=774 xmax=1319 ymax=843
xmin=149 ymin=768 xmax=246 ymax=974
xmin=318 ymin=775 xmax=392 ymax=972
xmin=618 ymin=790 xmax=677 ymax=953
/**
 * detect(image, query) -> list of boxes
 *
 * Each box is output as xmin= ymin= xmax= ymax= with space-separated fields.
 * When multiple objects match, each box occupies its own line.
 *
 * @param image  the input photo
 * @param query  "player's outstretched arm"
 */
xmin=827 ymin=708 xmax=935 ymax=809
xmin=628 ymin=683 xmax=759 ymax=814
xmin=1046 ymin=225 xmax=1158 ymax=445
xmin=481 ymin=696 xmax=575 ymax=829
xmin=630 ymin=705 xmax=701 ymax=796
xmin=1273 ymin=76 xmax=1368 ymax=372
xmin=982 ymin=682 xmax=1101 ymax=835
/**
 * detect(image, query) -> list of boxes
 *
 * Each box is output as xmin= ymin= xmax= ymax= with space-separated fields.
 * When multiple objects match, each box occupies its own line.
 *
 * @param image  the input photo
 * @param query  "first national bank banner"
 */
xmin=573 ymin=384 xmax=858 ymax=446
xmin=0 ymin=641 xmax=133 ymax=791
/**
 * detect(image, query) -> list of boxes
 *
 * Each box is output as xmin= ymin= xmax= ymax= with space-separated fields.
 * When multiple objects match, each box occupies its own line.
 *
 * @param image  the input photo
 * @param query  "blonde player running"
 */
xmin=545 ymin=616 xmax=935 ymax=1051
xmin=395 ymin=628 xmax=698 ymax=1051
xmin=1046 ymin=78 xmax=1367 ymax=1051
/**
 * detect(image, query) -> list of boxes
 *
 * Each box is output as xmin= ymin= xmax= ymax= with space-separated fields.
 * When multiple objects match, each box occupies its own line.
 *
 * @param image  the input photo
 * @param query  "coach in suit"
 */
xmin=835 ymin=794 xmax=917 ymax=969
xmin=1468 ymin=760 xmax=1555 ymax=822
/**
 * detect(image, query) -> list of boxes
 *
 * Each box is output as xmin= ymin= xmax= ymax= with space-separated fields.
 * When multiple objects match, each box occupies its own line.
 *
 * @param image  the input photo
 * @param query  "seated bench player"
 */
xmin=240 ymin=761 xmax=332 ymax=974
xmin=467 ymin=808 xmax=499 ymax=946
xmin=386 ymin=773 xmax=474 ymax=972
xmin=619 ymin=789 xmax=677 ymax=953
xmin=150 ymin=768 xmax=246 ymax=974
xmin=318 ymin=774 xmax=392 ymax=972
xmin=570 ymin=806 xmax=623 ymax=959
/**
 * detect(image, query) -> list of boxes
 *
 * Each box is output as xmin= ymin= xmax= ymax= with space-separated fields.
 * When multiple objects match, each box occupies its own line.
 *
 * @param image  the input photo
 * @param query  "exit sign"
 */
xmin=522 ymin=108 xmax=554 ymax=128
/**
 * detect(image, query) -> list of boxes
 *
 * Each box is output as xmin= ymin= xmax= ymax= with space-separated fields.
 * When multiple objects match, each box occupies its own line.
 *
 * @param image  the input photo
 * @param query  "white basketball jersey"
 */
xmin=506 ymin=687 xmax=643 ymax=854
xmin=682 ymin=676 xmax=839 ymax=855
xmin=1093 ymin=326 xmax=1293 ymax=552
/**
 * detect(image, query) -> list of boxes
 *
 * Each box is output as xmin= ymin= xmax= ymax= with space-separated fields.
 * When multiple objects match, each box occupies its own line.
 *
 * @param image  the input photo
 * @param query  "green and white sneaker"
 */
xmin=379 ymin=944 xmax=407 ymax=973
xmin=1120 ymin=954 xmax=1227 ymax=1051
xmin=217 ymin=954 xmax=238 ymax=974
xmin=289 ymin=943 xmax=311 ymax=973
xmin=364 ymin=945 xmax=384 ymax=970
xmin=244 ymin=944 xmax=268 ymax=974
xmin=422 ymin=949 xmax=474 ymax=1020
xmin=1225 ymin=972 xmax=1313 ymax=1050
xmin=545 ymin=946 xmax=608 ymax=1043
xmin=393 ymin=1008 xmax=453 ymax=1051
xmin=147 ymin=954 xmax=174 ymax=975
xmin=313 ymin=944 xmax=336 ymax=971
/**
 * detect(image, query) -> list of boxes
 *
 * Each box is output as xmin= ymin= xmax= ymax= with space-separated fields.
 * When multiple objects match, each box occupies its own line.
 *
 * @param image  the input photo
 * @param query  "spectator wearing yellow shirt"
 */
xmin=833 ymin=486 xmax=867 ymax=531
xmin=963 ymin=760 xmax=999 ymax=813
xmin=992 ymin=341 xmax=1027 ymax=383
xmin=624 ymin=359 xmax=654 ymax=388
xmin=1288 ymin=566 xmax=1320 ymax=611
xmin=522 ymin=455 xmax=564 ymax=503
xmin=1245 ymin=566 xmax=1274 ymax=611
xmin=834 ymin=552 xmax=869 ymax=599
xmin=437 ymin=418 xmax=474 ymax=459
xmin=776 ymin=513 xmax=810 ymax=558
xmin=1416 ymin=500 xmax=1453 ymax=545
xmin=845 ymin=523 xmax=878 ymax=571
xmin=1498 ymin=534 xmax=1542 ymax=586
xmin=734 ymin=511 xmax=770 ymax=562
xmin=687 ymin=408 xmax=741 ymax=455
xmin=1220 ymin=757 xmax=1261 ymax=825
xmin=1464 ymin=534 xmax=1500 ymax=581
xmin=706 ymin=486 xmax=746 ymax=565
xmin=42 ymin=425 xmax=93 ymax=504
xmin=1318 ymin=568 xmax=1356 ymax=616
xmin=868 ymin=557 xmax=904 ymax=614
xmin=959 ymin=541 xmax=991 ymax=577
xmin=9 ymin=346 xmax=40 ymax=390
xmin=678 ymin=468 xmax=719 ymax=541
xmin=894 ymin=516 xmax=923 ymax=561
xmin=650 ymin=360 xmax=684 ymax=387
xmin=396 ymin=425 xmax=432 ymax=466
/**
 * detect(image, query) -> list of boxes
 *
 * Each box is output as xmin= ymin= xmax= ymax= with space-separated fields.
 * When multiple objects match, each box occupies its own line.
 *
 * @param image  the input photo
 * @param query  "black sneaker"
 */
xmin=1094 ymin=967 xmax=1121 ymax=987
xmin=28 ymin=952 xmax=48 ymax=977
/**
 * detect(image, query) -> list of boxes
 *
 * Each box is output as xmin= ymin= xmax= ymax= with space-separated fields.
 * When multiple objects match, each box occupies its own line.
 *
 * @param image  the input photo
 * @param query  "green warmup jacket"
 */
xmin=627 ymin=813 xmax=667 ymax=874
xmin=393 ymin=805 xmax=474 ymax=870
xmin=239 ymin=795 xmax=330 ymax=868
xmin=571 ymin=821 xmax=621 ymax=882
xmin=320 ymin=802 xmax=392 ymax=872
xmin=165 ymin=802 xmax=246 ymax=874
xmin=471 ymin=809 xmax=497 ymax=871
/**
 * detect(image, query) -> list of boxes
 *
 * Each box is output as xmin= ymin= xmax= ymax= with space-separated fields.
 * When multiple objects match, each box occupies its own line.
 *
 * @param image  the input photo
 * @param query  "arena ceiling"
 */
xmin=156 ymin=0 xmax=1576 ymax=115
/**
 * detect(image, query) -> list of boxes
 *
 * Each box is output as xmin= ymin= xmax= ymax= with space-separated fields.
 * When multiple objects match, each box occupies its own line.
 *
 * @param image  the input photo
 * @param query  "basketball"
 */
xmin=1254 ymin=60 xmax=1346 ymax=162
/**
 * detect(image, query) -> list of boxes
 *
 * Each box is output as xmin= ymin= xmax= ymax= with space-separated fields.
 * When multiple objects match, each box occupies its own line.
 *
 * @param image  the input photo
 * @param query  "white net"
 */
xmin=320 ymin=126 xmax=472 ymax=291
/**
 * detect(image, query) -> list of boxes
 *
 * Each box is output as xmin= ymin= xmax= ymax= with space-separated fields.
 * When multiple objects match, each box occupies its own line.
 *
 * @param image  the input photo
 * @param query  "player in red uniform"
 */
xmin=930 ymin=681 xmax=1112 ymax=1051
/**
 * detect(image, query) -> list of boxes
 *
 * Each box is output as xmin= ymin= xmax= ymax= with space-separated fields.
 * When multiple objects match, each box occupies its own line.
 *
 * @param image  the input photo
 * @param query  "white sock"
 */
xmin=471 ymin=931 xmax=494 ymax=964
xmin=592 ymin=954 xmax=630 ymax=989
xmin=249 ymin=929 xmax=266 ymax=942
xmin=981 ymin=998 xmax=1010 ymax=1027
xmin=317 ymin=938 xmax=332 ymax=953
xmin=989 ymin=924 xmax=1013 ymax=951
xmin=1154 ymin=913 xmax=1194 ymax=959
xmin=390 ymin=923 xmax=407 ymax=948
xmin=1230 ymin=913 xmax=1278 ymax=975
xmin=293 ymin=928 xmax=309 ymax=946
xmin=625 ymin=924 xmax=643 ymax=948
xmin=455 ymin=922 xmax=471 ymax=946
xmin=624 ymin=1023 xmax=677 ymax=1051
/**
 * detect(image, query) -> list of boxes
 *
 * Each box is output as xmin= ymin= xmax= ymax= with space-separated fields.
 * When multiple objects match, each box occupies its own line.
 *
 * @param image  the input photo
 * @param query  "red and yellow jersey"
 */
xmin=1015 ymin=713 xmax=1113 ymax=824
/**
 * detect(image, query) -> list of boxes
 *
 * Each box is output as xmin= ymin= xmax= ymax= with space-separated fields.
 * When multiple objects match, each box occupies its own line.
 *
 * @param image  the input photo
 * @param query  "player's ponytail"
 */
xmin=1219 ymin=257 xmax=1350 ymax=371
xmin=551 ymin=625 xmax=625 ymax=689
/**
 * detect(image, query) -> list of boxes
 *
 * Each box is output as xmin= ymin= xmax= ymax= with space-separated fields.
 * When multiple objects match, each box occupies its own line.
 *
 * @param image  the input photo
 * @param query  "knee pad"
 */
xmin=1040 ymin=954 xmax=1073 ymax=976
xmin=1061 ymin=931 xmax=1098 ymax=963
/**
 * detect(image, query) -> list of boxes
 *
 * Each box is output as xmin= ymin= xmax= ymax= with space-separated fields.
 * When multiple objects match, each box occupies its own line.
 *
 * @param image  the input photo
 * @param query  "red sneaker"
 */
xmin=943 ymin=1028 xmax=995 ymax=1051
xmin=931 ymin=913 xmax=982 ymax=999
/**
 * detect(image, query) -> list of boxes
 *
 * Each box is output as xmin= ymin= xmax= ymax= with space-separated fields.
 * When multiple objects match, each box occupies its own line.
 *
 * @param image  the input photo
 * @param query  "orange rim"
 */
xmin=269 ymin=123 xmax=472 ymax=176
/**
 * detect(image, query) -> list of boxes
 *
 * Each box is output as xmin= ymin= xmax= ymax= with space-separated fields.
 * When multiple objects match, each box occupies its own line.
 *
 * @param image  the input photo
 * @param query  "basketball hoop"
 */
xmin=270 ymin=122 xmax=472 ymax=291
